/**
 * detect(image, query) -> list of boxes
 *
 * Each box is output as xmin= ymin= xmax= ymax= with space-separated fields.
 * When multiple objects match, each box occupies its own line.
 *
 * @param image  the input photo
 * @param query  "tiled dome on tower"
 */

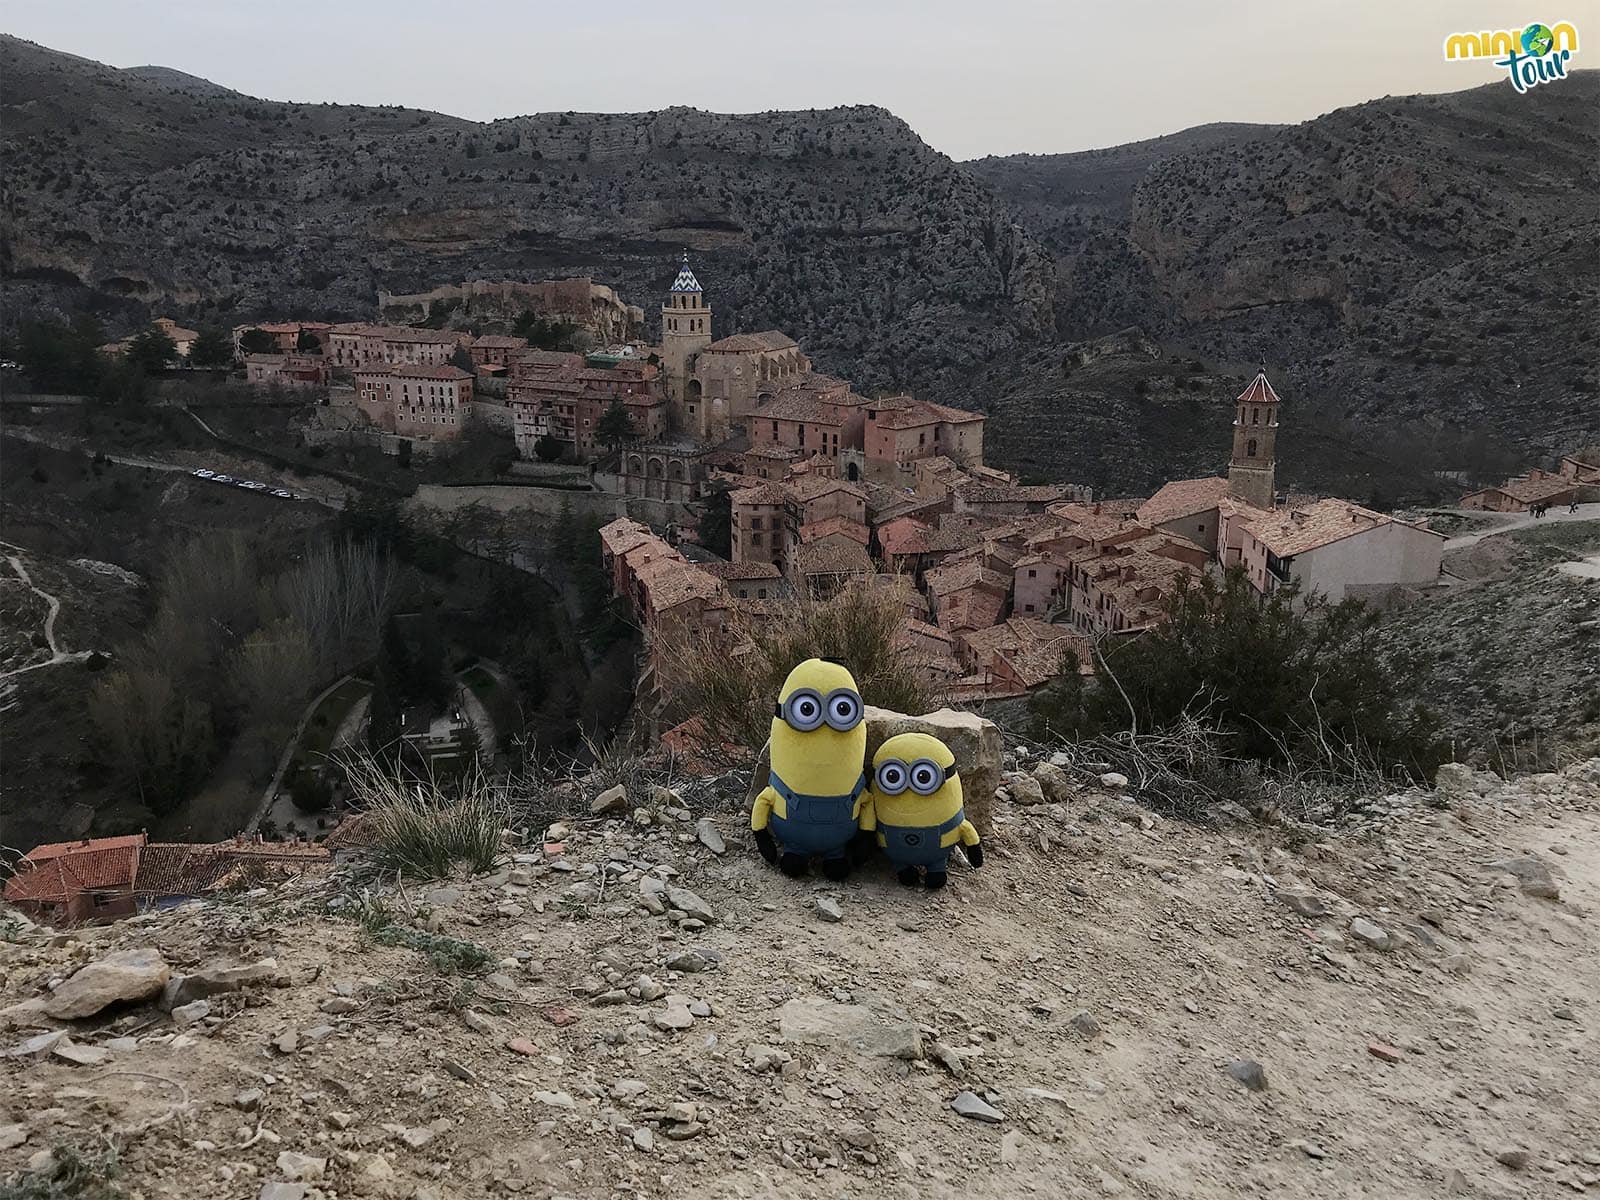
xmin=669 ymin=252 xmax=702 ymax=294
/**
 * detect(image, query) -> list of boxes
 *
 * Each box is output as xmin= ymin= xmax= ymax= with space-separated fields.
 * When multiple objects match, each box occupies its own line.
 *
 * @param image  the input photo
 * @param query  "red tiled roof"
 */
xmin=133 ymin=844 xmax=230 ymax=896
xmin=470 ymin=335 xmax=529 ymax=349
xmin=1137 ymin=477 xmax=1231 ymax=526
xmin=1236 ymin=371 xmax=1282 ymax=405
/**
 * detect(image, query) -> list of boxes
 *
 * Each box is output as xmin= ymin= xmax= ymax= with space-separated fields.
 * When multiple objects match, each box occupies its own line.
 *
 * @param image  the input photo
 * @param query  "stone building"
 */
xmin=862 ymin=396 xmax=986 ymax=483
xmin=245 ymin=353 xmax=330 ymax=389
xmin=619 ymin=444 xmax=708 ymax=503
xmin=355 ymin=363 xmax=473 ymax=441
xmin=1226 ymin=370 xmax=1280 ymax=509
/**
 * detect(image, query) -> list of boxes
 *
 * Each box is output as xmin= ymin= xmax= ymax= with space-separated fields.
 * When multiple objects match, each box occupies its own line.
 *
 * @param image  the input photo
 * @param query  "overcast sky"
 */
xmin=2 ymin=0 xmax=1556 ymax=158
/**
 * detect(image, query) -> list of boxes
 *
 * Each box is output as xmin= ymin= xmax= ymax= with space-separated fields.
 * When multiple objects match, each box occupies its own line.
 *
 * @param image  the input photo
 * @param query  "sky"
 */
xmin=1 ymin=0 xmax=1567 ymax=158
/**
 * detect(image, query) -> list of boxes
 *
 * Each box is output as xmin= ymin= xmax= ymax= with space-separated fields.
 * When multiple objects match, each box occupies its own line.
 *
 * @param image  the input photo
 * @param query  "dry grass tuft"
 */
xmin=342 ymin=755 xmax=508 ymax=879
xmin=658 ymin=578 xmax=936 ymax=754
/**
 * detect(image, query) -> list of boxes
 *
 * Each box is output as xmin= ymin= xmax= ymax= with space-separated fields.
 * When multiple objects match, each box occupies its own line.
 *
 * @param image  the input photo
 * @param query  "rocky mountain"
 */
xmin=969 ymin=77 xmax=1599 ymax=493
xmin=4 ymin=32 xmax=1594 ymax=495
xmin=0 ymin=35 xmax=1051 ymax=399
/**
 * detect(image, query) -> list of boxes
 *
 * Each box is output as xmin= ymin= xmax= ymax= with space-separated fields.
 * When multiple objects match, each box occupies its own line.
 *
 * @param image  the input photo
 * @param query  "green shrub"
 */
xmin=1031 ymin=567 xmax=1446 ymax=783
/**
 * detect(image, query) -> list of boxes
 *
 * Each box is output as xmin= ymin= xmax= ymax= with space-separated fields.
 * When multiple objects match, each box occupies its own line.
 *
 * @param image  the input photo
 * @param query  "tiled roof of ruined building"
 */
xmin=133 ymin=843 xmax=232 ymax=896
xmin=3 ymin=838 xmax=144 ymax=904
xmin=792 ymin=537 xmax=873 ymax=577
xmin=702 ymin=331 xmax=798 ymax=354
xmin=1564 ymin=446 xmax=1600 ymax=467
xmin=1137 ymin=477 xmax=1231 ymax=526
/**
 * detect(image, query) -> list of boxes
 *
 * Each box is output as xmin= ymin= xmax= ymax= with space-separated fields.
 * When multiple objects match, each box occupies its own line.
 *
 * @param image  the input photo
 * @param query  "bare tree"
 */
xmin=276 ymin=538 xmax=398 ymax=676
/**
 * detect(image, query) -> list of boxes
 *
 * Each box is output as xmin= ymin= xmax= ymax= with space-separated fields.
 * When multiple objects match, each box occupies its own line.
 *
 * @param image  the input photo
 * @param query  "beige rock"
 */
xmin=44 ymin=948 xmax=170 ymax=1020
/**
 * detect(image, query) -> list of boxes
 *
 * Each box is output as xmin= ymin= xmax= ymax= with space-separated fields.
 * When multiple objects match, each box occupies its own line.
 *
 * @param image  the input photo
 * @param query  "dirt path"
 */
xmin=3 ymin=759 xmax=1596 ymax=1198
xmin=0 ymin=540 xmax=99 ymax=679
xmin=1440 ymin=502 xmax=1600 ymax=552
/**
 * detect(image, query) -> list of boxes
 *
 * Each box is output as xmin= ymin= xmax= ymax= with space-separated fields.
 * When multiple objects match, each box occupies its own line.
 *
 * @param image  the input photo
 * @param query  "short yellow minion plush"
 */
xmin=859 ymin=732 xmax=982 ymax=889
xmin=750 ymin=658 xmax=869 ymax=881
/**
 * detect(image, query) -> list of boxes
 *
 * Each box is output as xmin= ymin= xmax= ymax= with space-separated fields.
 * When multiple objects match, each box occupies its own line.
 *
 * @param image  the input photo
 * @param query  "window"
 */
xmin=752 ymin=532 xmax=763 ymax=547
xmin=757 ymin=588 xmax=767 ymax=599
xmin=1027 ymin=569 xmax=1036 ymax=578
xmin=1252 ymin=407 xmax=1260 ymax=425
xmin=1246 ymin=439 xmax=1257 ymax=457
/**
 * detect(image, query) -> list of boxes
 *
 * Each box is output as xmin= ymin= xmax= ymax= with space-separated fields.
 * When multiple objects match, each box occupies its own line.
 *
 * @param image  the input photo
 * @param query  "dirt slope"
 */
xmin=3 ymin=758 xmax=1597 ymax=1198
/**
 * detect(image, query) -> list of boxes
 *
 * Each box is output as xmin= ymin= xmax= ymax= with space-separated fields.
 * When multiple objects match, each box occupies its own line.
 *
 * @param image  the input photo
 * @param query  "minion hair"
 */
xmin=819 ymin=656 xmax=847 ymax=666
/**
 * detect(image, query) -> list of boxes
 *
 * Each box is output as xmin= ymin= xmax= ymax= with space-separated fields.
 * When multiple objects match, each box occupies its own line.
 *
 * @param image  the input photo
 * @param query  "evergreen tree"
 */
xmin=238 ymin=327 xmax=276 ymax=355
xmin=596 ymin=400 xmax=633 ymax=451
xmin=125 ymin=325 xmax=178 ymax=374
xmin=188 ymin=328 xmax=235 ymax=369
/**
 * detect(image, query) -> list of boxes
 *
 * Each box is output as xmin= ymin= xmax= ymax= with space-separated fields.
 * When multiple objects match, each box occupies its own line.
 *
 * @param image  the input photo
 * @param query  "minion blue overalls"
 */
xmin=876 ymin=810 xmax=967 ymax=871
xmin=766 ymin=771 xmax=867 ymax=859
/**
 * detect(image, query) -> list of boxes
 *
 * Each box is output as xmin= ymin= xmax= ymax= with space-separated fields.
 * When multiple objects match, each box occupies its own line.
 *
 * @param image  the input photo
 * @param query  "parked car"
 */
xmin=237 ymin=480 xmax=266 ymax=490
xmin=212 ymin=474 xmax=236 ymax=485
xmin=191 ymin=468 xmax=216 ymax=478
xmin=270 ymin=489 xmax=295 ymax=499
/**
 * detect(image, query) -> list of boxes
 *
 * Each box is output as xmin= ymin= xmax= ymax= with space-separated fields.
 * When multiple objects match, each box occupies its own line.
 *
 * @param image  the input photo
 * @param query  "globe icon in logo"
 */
xmin=1521 ymin=23 xmax=1555 ymax=55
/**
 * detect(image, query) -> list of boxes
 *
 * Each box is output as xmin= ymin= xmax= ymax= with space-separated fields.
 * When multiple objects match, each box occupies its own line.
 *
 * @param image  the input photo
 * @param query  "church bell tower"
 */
xmin=1226 ymin=369 xmax=1280 ymax=509
xmin=661 ymin=253 xmax=712 ymax=429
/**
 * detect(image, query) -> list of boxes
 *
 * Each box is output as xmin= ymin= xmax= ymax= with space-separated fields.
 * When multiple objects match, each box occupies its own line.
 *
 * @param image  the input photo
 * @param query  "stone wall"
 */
xmin=408 ymin=482 xmax=692 ymax=527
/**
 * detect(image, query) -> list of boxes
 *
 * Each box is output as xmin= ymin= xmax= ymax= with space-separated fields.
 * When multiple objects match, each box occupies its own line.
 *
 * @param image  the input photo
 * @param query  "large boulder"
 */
xmin=743 ymin=706 xmax=1003 ymax=834
xmin=44 ymin=948 xmax=170 ymax=1020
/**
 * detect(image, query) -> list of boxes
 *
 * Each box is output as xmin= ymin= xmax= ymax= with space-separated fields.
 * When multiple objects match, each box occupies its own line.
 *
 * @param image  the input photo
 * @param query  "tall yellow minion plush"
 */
xmin=859 ymin=732 xmax=982 ymax=890
xmin=750 ymin=658 xmax=869 ymax=881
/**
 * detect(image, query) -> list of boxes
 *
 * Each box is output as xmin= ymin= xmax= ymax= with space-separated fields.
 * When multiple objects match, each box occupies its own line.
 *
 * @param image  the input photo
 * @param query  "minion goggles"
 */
xmin=775 ymin=687 xmax=863 ymax=733
xmin=874 ymin=757 xmax=955 ymax=796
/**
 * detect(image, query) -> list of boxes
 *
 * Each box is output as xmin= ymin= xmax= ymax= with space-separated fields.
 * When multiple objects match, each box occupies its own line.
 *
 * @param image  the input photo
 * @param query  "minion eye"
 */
xmin=825 ymin=691 xmax=861 ymax=731
xmin=783 ymin=690 xmax=824 ymax=731
xmin=875 ymin=760 xmax=909 ymax=794
xmin=909 ymin=759 xmax=945 ymax=795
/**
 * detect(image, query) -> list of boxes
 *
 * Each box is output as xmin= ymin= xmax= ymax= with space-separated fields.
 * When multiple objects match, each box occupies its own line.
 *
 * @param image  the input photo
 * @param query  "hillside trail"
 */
xmin=0 ymin=539 xmax=97 ymax=679
xmin=2 ymin=760 xmax=1597 ymax=1199
xmin=1439 ymin=503 xmax=1600 ymax=552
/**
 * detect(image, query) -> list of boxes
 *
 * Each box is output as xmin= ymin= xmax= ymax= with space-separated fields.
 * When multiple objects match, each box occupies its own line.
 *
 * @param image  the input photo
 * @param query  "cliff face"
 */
xmin=968 ymin=76 xmax=1600 ymax=493
xmin=0 ymin=36 xmax=1052 ymax=398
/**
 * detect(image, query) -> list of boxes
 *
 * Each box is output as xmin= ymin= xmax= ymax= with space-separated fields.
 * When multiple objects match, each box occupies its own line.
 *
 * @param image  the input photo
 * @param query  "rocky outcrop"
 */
xmin=43 ymin=948 xmax=170 ymax=1019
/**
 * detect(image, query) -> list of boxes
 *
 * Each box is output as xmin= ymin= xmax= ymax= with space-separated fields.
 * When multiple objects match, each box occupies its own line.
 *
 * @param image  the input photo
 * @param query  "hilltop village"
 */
xmin=121 ymin=255 xmax=1479 ymax=711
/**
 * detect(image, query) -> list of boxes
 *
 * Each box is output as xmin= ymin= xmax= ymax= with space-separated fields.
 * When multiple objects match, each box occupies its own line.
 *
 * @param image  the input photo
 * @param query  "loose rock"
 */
xmin=951 ymin=1091 xmax=1005 ymax=1123
xmin=43 ymin=948 xmax=170 ymax=1020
